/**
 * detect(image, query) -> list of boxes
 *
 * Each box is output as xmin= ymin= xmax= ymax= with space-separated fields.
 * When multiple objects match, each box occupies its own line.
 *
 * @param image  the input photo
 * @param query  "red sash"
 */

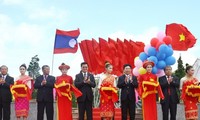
xmin=10 ymin=84 xmax=31 ymax=100
xmin=54 ymin=81 xmax=82 ymax=100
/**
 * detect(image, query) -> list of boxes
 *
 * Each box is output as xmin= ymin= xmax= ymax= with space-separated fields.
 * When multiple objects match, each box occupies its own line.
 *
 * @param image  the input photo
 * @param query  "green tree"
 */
xmin=72 ymin=93 xmax=77 ymax=108
xmin=27 ymin=55 xmax=41 ymax=99
xmin=27 ymin=55 xmax=41 ymax=79
xmin=174 ymin=56 xmax=185 ymax=79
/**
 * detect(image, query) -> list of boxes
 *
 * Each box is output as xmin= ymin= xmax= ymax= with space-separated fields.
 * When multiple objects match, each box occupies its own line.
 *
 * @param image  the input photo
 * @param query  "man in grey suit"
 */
xmin=0 ymin=65 xmax=14 ymax=120
xmin=159 ymin=66 xmax=180 ymax=120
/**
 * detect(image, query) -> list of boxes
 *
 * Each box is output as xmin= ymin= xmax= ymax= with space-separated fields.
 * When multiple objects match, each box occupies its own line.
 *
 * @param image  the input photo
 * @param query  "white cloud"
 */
xmin=174 ymin=49 xmax=199 ymax=66
xmin=108 ymin=27 xmax=159 ymax=43
xmin=13 ymin=23 xmax=45 ymax=45
xmin=28 ymin=6 xmax=69 ymax=23
xmin=133 ymin=27 xmax=160 ymax=43
xmin=0 ymin=14 xmax=12 ymax=60
xmin=0 ymin=14 xmax=11 ymax=25
xmin=68 ymin=50 xmax=84 ymax=77
xmin=109 ymin=31 xmax=135 ymax=40
xmin=0 ymin=13 xmax=51 ymax=77
xmin=0 ymin=14 xmax=46 ymax=45
xmin=0 ymin=14 xmax=12 ymax=42
xmin=2 ymin=0 xmax=24 ymax=5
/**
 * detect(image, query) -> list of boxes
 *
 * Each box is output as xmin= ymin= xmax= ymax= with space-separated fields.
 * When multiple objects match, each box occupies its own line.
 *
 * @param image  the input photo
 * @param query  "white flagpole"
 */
xmin=51 ymin=53 xmax=55 ymax=75
xmin=51 ymin=29 xmax=57 ymax=75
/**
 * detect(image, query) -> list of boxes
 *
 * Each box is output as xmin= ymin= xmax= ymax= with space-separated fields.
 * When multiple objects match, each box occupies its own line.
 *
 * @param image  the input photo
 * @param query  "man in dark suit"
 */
xmin=34 ymin=65 xmax=55 ymax=120
xmin=75 ymin=62 xmax=96 ymax=120
xmin=117 ymin=64 xmax=138 ymax=120
xmin=159 ymin=66 xmax=180 ymax=120
xmin=0 ymin=65 xmax=14 ymax=120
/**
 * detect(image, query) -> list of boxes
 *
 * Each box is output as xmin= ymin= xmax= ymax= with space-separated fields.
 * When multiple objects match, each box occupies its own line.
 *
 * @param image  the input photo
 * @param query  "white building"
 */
xmin=193 ymin=58 xmax=200 ymax=81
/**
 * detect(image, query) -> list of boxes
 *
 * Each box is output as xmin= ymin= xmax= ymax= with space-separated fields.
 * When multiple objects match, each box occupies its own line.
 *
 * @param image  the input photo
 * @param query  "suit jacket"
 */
xmin=34 ymin=75 xmax=55 ymax=102
xmin=0 ymin=74 xmax=14 ymax=102
xmin=159 ymin=75 xmax=180 ymax=104
xmin=117 ymin=74 xmax=138 ymax=101
xmin=74 ymin=72 xmax=96 ymax=102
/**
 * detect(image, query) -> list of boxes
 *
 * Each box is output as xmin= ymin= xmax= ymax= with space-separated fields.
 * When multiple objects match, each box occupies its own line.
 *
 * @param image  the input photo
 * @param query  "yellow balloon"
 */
xmin=139 ymin=67 xmax=147 ymax=75
xmin=134 ymin=56 xmax=139 ymax=62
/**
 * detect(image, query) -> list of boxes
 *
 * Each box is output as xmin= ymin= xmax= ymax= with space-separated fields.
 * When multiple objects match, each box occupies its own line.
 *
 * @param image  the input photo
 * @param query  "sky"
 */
xmin=0 ymin=0 xmax=200 ymax=79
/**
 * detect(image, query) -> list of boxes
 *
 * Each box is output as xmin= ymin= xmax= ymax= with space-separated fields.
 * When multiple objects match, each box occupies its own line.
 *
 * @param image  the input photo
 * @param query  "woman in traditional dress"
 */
xmin=98 ymin=63 xmax=118 ymax=120
xmin=180 ymin=65 xmax=200 ymax=120
xmin=55 ymin=63 xmax=82 ymax=120
xmin=138 ymin=61 xmax=164 ymax=120
xmin=13 ymin=64 xmax=32 ymax=120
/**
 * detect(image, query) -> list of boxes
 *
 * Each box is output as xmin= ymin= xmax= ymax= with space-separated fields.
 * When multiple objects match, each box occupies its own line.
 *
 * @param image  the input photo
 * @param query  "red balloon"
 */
xmin=163 ymin=36 xmax=172 ymax=45
xmin=150 ymin=38 xmax=159 ymax=47
xmin=156 ymin=41 xmax=165 ymax=50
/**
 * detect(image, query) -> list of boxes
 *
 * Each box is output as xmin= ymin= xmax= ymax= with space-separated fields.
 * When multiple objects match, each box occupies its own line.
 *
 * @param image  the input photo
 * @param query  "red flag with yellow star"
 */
xmin=166 ymin=23 xmax=196 ymax=51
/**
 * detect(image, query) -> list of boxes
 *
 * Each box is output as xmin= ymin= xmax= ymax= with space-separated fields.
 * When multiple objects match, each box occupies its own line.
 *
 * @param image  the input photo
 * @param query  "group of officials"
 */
xmin=0 ymin=62 xmax=180 ymax=120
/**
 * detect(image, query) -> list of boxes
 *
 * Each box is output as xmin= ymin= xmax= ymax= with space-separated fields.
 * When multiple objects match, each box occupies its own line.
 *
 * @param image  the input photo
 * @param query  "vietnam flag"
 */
xmin=54 ymin=28 xmax=80 ymax=54
xmin=166 ymin=23 xmax=196 ymax=51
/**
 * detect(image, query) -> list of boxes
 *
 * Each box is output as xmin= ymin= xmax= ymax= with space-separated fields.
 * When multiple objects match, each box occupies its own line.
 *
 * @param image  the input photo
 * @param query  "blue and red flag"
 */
xmin=53 ymin=28 xmax=80 ymax=54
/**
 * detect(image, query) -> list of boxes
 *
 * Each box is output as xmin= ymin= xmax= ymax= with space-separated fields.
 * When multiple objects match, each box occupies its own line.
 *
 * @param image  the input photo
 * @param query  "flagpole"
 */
xmin=51 ymin=53 xmax=55 ymax=75
xmin=51 ymin=29 xmax=57 ymax=75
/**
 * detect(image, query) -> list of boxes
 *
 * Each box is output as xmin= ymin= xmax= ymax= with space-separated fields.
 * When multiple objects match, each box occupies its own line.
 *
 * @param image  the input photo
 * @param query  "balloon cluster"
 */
xmin=133 ymin=32 xmax=176 ymax=77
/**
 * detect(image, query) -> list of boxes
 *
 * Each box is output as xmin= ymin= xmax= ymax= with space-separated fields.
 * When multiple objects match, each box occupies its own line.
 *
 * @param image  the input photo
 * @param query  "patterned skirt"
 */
xmin=184 ymin=99 xmax=198 ymax=119
xmin=100 ymin=97 xmax=114 ymax=118
xmin=15 ymin=97 xmax=29 ymax=117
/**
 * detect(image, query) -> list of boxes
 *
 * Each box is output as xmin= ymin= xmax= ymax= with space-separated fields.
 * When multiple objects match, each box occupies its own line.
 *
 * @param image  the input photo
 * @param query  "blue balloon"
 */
xmin=159 ymin=44 xmax=168 ymax=54
xmin=165 ymin=47 xmax=174 ymax=57
xmin=139 ymin=52 xmax=148 ymax=62
xmin=168 ymin=44 xmax=172 ymax=48
xmin=147 ymin=56 xmax=158 ymax=65
xmin=165 ymin=56 xmax=176 ymax=65
xmin=156 ymin=51 xmax=166 ymax=60
xmin=147 ymin=47 xmax=157 ymax=56
xmin=152 ymin=66 xmax=158 ymax=74
xmin=156 ymin=60 xmax=166 ymax=69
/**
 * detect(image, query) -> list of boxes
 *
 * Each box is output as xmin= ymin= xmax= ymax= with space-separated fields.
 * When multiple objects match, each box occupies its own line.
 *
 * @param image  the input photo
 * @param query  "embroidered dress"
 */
xmin=11 ymin=75 xmax=32 ymax=117
xmin=138 ymin=73 xmax=164 ymax=120
xmin=99 ymin=75 xmax=118 ymax=119
xmin=55 ymin=74 xmax=82 ymax=120
xmin=181 ymin=77 xmax=200 ymax=119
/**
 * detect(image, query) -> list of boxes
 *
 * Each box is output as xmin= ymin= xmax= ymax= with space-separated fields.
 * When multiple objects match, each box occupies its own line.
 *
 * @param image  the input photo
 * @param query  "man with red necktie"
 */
xmin=159 ymin=66 xmax=180 ymax=120
xmin=0 ymin=65 xmax=14 ymax=120
xmin=34 ymin=65 xmax=55 ymax=120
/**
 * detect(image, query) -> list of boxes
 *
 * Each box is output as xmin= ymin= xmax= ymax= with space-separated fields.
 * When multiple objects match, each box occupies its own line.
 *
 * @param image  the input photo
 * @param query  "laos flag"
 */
xmin=53 ymin=28 xmax=80 ymax=54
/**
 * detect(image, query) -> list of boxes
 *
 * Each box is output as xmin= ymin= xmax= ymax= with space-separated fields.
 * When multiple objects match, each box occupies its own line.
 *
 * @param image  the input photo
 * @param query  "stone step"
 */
xmin=72 ymin=108 xmax=78 ymax=120
xmin=72 ymin=108 xmax=143 ymax=120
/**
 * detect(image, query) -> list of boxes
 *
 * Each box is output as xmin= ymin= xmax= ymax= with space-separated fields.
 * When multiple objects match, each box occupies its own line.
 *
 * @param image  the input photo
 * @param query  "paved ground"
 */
xmin=9 ymin=101 xmax=200 ymax=120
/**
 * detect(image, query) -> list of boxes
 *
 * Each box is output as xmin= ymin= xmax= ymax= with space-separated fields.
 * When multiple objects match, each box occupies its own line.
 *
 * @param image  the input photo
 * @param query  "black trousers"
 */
xmin=161 ymin=97 xmax=177 ymax=120
xmin=121 ymin=99 xmax=136 ymax=120
xmin=78 ymin=97 xmax=93 ymax=120
xmin=37 ymin=101 xmax=54 ymax=120
xmin=0 ymin=102 xmax=11 ymax=120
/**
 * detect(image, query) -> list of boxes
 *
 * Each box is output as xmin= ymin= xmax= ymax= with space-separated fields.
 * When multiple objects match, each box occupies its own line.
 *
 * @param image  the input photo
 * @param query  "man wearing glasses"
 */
xmin=159 ymin=66 xmax=180 ymax=120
